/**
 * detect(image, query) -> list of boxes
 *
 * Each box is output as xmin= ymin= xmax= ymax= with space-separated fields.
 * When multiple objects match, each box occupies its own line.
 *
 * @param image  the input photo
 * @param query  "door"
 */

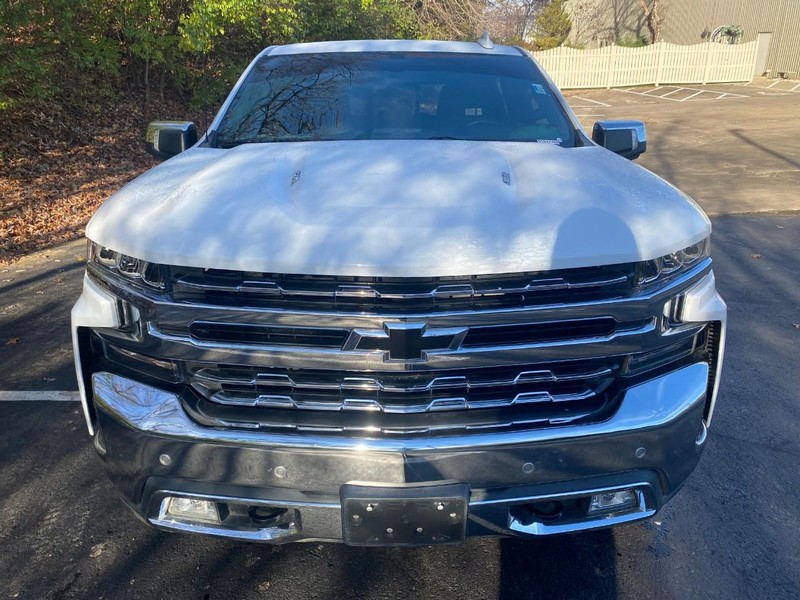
xmin=754 ymin=32 xmax=772 ymax=77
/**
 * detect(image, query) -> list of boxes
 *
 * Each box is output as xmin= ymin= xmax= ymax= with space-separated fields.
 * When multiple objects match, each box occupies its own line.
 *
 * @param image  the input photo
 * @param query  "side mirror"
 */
xmin=145 ymin=121 xmax=198 ymax=161
xmin=592 ymin=120 xmax=646 ymax=160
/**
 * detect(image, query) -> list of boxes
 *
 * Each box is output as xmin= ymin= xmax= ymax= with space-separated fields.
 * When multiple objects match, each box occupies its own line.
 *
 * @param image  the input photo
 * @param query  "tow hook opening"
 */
xmin=510 ymin=499 xmax=578 ymax=525
xmin=248 ymin=505 xmax=288 ymax=526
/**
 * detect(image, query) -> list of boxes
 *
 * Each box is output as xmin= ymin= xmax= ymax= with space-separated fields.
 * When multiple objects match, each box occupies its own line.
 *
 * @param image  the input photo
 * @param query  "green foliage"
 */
xmin=616 ymin=35 xmax=649 ymax=47
xmin=179 ymin=0 xmax=299 ymax=53
xmin=0 ymin=0 xmax=439 ymax=113
xmin=532 ymin=0 xmax=571 ymax=51
xmin=297 ymin=0 xmax=417 ymax=42
xmin=712 ymin=25 xmax=743 ymax=44
xmin=0 ymin=0 xmax=121 ymax=109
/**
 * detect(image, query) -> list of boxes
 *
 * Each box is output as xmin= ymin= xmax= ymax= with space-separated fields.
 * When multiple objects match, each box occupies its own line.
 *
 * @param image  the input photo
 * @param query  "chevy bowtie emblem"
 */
xmin=345 ymin=322 xmax=468 ymax=361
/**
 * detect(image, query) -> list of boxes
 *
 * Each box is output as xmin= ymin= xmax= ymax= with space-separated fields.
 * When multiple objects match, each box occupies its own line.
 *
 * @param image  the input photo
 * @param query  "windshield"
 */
xmin=213 ymin=52 xmax=576 ymax=147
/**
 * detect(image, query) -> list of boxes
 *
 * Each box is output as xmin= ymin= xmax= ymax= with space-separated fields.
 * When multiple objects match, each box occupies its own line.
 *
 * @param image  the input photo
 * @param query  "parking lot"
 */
xmin=1 ymin=83 xmax=799 ymax=599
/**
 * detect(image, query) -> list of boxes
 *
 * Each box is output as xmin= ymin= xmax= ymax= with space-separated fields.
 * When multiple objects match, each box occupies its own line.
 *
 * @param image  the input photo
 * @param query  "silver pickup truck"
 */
xmin=71 ymin=38 xmax=726 ymax=546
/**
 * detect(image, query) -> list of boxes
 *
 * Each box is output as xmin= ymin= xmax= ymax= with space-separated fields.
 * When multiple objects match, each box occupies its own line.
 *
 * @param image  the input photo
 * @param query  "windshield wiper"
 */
xmin=216 ymin=139 xmax=264 ymax=149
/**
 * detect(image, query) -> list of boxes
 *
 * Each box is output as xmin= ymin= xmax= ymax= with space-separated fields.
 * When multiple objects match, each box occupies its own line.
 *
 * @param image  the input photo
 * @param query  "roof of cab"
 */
xmin=263 ymin=39 xmax=522 ymax=57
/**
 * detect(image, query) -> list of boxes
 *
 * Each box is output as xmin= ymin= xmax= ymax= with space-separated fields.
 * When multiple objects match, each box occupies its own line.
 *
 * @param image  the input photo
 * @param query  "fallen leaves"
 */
xmin=5 ymin=337 xmax=20 ymax=345
xmin=0 ymin=95 xmax=213 ymax=266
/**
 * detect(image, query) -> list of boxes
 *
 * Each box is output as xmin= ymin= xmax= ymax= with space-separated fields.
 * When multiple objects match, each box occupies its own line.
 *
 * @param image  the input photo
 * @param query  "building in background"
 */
xmin=566 ymin=0 xmax=800 ymax=76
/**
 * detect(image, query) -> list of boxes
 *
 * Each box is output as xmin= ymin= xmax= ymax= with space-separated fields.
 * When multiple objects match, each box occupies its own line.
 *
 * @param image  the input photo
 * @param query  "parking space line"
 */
xmin=767 ymin=79 xmax=783 ymax=88
xmin=0 ymin=391 xmax=79 ymax=402
xmin=572 ymin=96 xmax=611 ymax=107
xmin=618 ymin=85 xmax=749 ymax=102
xmin=791 ymin=83 xmax=800 ymax=91
xmin=681 ymin=90 xmax=705 ymax=101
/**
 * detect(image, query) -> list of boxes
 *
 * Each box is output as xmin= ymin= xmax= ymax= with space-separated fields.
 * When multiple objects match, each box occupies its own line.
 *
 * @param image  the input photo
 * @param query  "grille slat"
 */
xmin=181 ymin=317 xmax=638 ymax=350
xmin=206 ymin=386 xmax=597 ymax=413
xmin=186 ymin=360 xmax=620 ymax=433
xmin=184 ymin=389 xmax=602 ymax=436
xmin=188 ymin=321 xmax=349 ymax=347
xmin=170 ymin=265 xmax=636 ymax=314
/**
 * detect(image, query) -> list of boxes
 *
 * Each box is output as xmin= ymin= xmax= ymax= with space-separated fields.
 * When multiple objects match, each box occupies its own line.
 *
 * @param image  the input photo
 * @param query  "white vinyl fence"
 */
xmin=532 ymin=41 xmax=760 ymax=89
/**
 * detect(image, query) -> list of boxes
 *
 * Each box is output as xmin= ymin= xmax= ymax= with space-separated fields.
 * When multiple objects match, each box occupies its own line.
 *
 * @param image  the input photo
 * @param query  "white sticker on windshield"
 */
xmin=532 ymin=84 xmax=547 ymax=95
xmin=536 ymin=138 xmax=563 ymax=144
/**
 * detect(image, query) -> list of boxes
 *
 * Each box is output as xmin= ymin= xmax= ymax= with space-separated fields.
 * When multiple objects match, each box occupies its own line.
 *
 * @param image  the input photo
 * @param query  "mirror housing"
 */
xmin=592 ymin=120 xmax=646 ymax=160
xmin=145 ymin=121 xmax=198 ymax=161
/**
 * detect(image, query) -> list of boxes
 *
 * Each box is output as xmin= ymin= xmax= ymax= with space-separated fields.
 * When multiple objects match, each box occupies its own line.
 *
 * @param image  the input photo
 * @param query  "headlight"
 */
xmin=88 ymin=241 xmax=166 ymax=290
xmin=638 ymin=238 xmax=710 ymax=286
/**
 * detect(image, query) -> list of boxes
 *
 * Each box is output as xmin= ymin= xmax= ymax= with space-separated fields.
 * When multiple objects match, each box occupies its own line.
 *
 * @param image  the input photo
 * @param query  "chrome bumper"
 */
xmin=91 ymin=362 xmax=710 ymax=542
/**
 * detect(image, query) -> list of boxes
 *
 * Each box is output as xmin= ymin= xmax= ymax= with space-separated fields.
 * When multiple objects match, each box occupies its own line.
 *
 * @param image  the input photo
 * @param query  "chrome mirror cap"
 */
xmin=592 ymin=120 xmax=647 ymax=160
xmin=145 ymin=121 xmax=198 ymax=161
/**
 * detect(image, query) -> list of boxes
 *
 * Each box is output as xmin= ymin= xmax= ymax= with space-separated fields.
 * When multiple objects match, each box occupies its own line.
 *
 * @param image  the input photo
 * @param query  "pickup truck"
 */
xmin=71 ymin=38 xmax=726 ymax=546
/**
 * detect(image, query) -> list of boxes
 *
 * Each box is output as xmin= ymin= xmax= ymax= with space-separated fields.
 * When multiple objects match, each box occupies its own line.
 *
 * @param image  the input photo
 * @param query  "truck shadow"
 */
xmin=496 ymin=532 xmax=618 ymax=599
xmin=314 ymin=530 xmax=620 ymax=600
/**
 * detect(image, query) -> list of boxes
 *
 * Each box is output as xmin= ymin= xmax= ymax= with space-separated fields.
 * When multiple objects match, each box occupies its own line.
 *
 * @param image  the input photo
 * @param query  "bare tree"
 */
xmin=570 ymin=0 xmax=605 ymax=46
xmin=414 ymin=0 xmax=554 ymax=43
xmin=486 ymin=1 xmax=548 ymax=42
xmin=413 ymin=0 xmax=490 ymax=40
xmin=638 ymin=0 xmax=665 ymax=43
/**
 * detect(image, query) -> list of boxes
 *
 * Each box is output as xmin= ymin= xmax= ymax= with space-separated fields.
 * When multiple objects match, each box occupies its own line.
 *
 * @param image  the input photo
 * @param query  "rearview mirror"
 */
xmin=145 ymin=121 xmax=198 ymax=161
xmin=592 ymin=120 xmax=646 ymax=160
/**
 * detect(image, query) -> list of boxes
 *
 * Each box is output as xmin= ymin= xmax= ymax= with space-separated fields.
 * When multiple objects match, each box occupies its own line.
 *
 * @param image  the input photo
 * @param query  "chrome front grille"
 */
xmin=168 ymin=264 xmax=637 ymax=314
xmin=87 ymin=260 xmax=715 ymax=439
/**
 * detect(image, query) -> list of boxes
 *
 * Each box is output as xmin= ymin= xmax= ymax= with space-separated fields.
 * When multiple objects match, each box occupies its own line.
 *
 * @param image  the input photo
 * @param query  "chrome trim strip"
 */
xmin=174 ymin=273 xmax=632 ymax=299
xmin=145 ymin=319 xmax=657 ymax=371
xmin=190 ymin=365 xmax=614 ymax=392
xmin=91 ymin=362 xmax=708 ymax=452
xmin=147 ymin=519 xmax=301 ymax=541
xmin=678 ymin=271 xmax=727 ymax=425
xmin=506 ymin=486 xmax=654 ymax=535
xmin=206 ymin=386 xmax=596 ymax=414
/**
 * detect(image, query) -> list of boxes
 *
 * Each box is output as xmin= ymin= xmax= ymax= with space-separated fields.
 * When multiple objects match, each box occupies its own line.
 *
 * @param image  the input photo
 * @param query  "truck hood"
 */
xmin=87 ymin=140 xmax=710 ymax=277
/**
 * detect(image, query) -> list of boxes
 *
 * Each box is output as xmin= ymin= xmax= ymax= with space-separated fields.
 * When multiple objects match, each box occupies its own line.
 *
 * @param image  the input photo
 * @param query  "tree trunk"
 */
xmin=638 ymin=0 xmax=662 ymax=44
xmin=144 ymin=58 xmax=150 ymax=104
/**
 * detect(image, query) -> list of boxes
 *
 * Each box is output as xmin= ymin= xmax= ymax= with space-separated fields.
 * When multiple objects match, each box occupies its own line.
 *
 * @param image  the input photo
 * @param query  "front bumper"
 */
xmin=91 ymin=361 xmax=710 ymax=543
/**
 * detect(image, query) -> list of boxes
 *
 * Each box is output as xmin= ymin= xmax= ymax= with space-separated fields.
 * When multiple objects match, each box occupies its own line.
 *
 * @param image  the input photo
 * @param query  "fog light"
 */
xmin=160 ymin=497 xmax=221 ymax=525
xmin=587 ymin=489 xmax=637 ymax=516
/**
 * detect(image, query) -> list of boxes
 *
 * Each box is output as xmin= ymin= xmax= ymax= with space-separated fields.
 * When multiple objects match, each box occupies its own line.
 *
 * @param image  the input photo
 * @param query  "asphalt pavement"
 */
xmin=1 ymin=83 xmax=799 ymax=600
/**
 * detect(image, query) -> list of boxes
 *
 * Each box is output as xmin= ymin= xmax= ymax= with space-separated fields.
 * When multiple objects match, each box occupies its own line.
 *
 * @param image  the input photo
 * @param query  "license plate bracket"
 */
xmin=340 ymin=483 xmax=469 ymax=546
